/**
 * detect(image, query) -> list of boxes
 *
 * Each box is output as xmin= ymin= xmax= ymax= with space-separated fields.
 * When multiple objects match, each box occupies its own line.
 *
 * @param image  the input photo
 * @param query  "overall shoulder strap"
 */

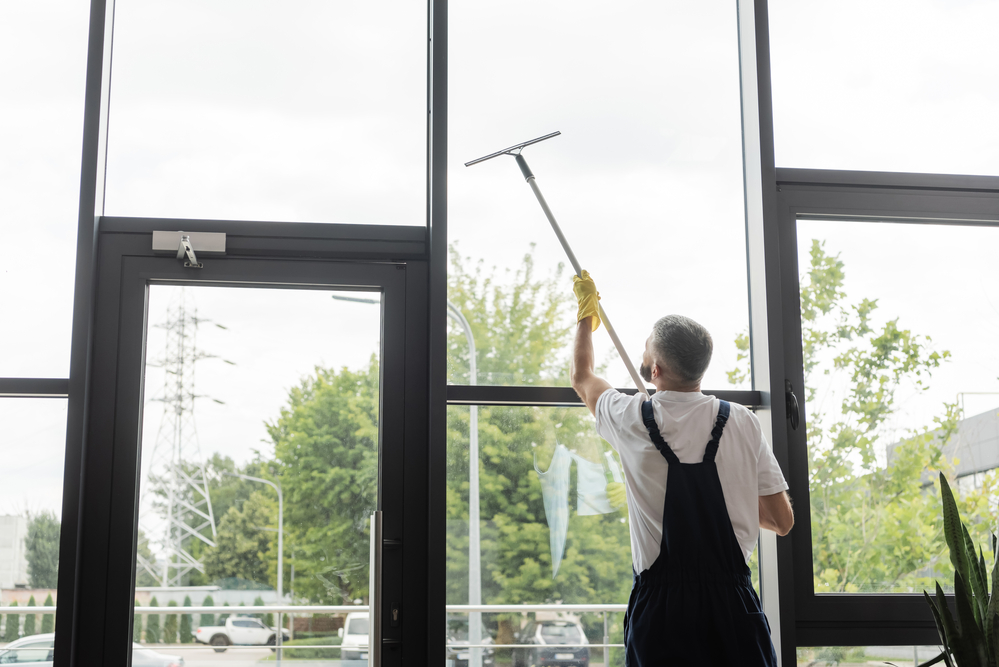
xmin=641 ymin=400 xmax=679 ymax=464
xmin=703 ymin=400 xmax=731 ymax=462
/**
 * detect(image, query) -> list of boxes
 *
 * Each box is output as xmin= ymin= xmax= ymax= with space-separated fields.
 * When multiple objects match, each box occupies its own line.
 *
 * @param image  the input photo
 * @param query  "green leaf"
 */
xmin=941 ymin=474 xmax=971 ymax=583
xmin=955 ymin=572 xmax=989 ymax=666
xmin=925 ymin=590 xmax=955 ymax=666
xmin=915 ymin=650 xmax=952 ymax=667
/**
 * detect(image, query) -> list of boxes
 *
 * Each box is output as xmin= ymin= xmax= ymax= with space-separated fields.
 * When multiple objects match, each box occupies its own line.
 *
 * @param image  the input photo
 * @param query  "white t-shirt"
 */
xmin=595 ymin=388 xmax=788 ymax=574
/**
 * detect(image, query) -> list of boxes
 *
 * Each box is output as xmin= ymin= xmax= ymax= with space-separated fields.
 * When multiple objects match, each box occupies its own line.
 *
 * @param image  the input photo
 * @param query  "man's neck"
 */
xmin=652 ymin=379 xmax=701 ymax=393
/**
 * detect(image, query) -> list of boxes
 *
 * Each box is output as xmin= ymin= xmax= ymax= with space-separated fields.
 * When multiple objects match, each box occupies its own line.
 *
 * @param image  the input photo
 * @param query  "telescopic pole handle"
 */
xmin=516 ymin=155 xmax=650 ymax=398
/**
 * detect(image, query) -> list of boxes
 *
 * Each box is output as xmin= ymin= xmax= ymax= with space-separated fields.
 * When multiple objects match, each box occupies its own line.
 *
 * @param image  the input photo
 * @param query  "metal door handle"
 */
xmin=785 ymin=380 xmax=800 ymax=431
xmin=369 ymin=511 xmax=383 ymax=667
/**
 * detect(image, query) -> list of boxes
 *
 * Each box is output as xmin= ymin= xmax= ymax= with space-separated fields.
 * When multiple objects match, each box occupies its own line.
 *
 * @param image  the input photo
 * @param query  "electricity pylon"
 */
xmin=137 ymin=288 xmax=226 ymax=587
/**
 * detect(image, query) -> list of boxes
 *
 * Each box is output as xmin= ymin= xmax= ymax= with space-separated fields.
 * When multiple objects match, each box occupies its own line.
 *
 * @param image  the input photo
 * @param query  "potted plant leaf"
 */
xmin=916 ymin=472 xmax=999 ymax=667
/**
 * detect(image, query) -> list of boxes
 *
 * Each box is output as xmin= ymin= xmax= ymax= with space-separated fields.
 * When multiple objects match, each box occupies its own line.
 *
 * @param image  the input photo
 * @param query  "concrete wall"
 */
xmin=0 ymin=517 xmax=28 ymax=589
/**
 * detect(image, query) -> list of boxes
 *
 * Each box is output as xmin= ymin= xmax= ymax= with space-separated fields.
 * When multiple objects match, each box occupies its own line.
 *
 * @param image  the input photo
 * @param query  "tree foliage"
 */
xmin=200 ymin=595 xmax=215 ymax=628
xmin=732 ymin=239 xmax=997 ymax=593
xmin=202 ymin=491 xmax=275 ymax=586
xmin=444 ymin=248 xmax=633 ymax=647
xmin=180 ymin=595 xmax=193 ymax=643
xmin=163 ymin=600 xmax=178 ymax=644
xmin=25 ymin=511 xmax=59 ymax=589
xmin=266 ymin=360 xmax=380 ymax=604
xmin=41 ymin=594 xmax=54 ymax=634
xmin=4 ymin=602 xmax=17 ymax=642
xmin=22 ymin=596 xmax=35 ymax=636
xmin=145 ymin=597 xmax=160 ymax=643
xmin=133 ymin=599 xmax=142 ymax=642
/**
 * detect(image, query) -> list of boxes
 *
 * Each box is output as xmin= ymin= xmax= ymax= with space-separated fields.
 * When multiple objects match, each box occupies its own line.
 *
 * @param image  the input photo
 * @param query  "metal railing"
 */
xmin=0 ymin=603 xmax=630 ymax=651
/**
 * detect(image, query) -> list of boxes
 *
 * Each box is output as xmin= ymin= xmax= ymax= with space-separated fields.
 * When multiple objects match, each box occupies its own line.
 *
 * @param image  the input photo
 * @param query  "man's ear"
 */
xmin=651 ymin=363 xmax=660 ymax=379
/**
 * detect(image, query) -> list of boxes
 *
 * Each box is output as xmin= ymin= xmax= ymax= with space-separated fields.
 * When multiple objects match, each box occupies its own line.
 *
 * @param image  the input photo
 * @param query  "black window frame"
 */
xmin=769 ymin=168 xmax=999 ymax=648
xmin=13 ymin=0 xmax=999 ymax=664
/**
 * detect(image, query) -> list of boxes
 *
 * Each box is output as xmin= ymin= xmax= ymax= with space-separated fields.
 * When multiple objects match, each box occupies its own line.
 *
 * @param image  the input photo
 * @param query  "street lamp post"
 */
xmin=446 ymin=302 xmax=481 ymax=667
xmin=228 ymin=472 xmax=284 ymax=663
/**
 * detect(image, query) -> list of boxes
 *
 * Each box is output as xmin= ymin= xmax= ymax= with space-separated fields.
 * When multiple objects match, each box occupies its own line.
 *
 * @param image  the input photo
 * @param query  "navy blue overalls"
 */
xmin=624 ymin=399 xmax=778 ymax=666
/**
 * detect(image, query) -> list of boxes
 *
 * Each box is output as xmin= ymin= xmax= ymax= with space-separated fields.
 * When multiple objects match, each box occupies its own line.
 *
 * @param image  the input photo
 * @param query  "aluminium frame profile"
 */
xmin=775 ymin=168 xmax=999 ymax=648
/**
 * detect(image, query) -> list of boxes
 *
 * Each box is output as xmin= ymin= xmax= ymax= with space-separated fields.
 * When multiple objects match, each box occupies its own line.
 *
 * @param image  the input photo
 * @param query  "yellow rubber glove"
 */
xmin=606 ymin=481 xmax=627 ymax=510
xmin=572 ymin=270 xmax=601 ymax=332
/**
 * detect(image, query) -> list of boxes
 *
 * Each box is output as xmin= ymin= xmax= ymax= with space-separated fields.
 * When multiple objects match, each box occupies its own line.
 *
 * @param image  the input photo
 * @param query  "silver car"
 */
xmin=0 ymin=633 xmax=185 ymax=666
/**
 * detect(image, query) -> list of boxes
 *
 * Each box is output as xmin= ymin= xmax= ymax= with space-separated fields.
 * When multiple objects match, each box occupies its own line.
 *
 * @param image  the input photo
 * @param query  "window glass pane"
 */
xmin=770 ymin=0 xmax=999 ymax=175
xmin=797 ymin=646 xmax=942 ymax=666
xmin=105 ymin=0 xmax=426 ymax=225
xmin=445 ymin=403 xmax=762 ymax=665
xmin=132 ymin=286 xmax=380 ymax=662
xmin=796 ymin=219 xmax=999 ymax=593
xmin=0 ymin=399 xmax=67 ymax=648
xmin=448 ymin=0 xmax=749 ymax=389
xmin=0 ymin=2 xmax=88 ymax=377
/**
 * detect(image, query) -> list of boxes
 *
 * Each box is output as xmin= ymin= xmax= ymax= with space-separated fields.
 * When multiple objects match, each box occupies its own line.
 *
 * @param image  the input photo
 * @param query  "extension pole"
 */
xmin=465 ymin=132 xmax=650 ymax=397
xmin=514 ymin=154 xmax=649 ymax=398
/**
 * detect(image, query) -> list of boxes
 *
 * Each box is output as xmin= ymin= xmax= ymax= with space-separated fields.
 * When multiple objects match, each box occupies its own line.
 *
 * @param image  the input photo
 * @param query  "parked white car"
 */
xmin=0 ymin=633 xmax=184 ymax=666
xmin=338 ymin=612 xmax=369 ymax=666
xmin=194 ymin=615 xmax=290 ymax=652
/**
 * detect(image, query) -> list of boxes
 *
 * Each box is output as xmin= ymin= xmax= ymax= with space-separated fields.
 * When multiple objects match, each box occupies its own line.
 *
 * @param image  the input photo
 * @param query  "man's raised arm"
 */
xmin=570 ymin=271 xmax=613 ymax=416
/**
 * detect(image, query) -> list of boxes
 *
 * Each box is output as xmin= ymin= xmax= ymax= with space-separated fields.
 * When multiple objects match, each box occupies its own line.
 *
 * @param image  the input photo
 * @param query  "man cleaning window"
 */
xmin=569 ymin=270 xmax=793 ymax=666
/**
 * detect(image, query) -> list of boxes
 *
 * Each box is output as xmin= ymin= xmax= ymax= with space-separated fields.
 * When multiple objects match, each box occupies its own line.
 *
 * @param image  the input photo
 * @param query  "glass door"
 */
xmin=133 ymin=283 xmax=383 ymax=665
xmin=75 ymin=239 xmax=423 ymax=667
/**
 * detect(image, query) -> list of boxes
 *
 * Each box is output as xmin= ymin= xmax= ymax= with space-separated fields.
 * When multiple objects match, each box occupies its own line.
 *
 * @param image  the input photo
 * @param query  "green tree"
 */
xmin=200 ymin=595 xmax=215 ymax=628
xmin=163 ymin=601 xmax=178 ymax=644
xmin=25 ymin=512 xmax=59 ymax=589
xmin=729 ymin=239 xmax=995 ymax=593
xmin=445 ymin=248 xmax=631 ymax=609
xmin=180 ymin=596 xmax=192 ymax=643
xmin=40 ymin=594 xmax=54 ymax=634
xmin=145 ymin=598 xmax=160 ymax=643
xmin=266 ymin=361 xmax=379 ymax=604
xmin=202 ymin=491 xmax=275 ymax=586
xmin=446 ymin=244 xmax=572 ymax=386
xmin=4 ymin=602 xmax=18 ymax=641
xmin=133 ymin=599 xmax=142 ymax=642
xmin=22 ymin=596 xmax=35 ymax=636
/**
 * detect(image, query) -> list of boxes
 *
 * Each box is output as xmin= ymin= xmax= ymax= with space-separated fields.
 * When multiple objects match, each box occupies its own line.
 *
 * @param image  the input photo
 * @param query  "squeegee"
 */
xmin=466 ymin=132 xmax=650 ymax=398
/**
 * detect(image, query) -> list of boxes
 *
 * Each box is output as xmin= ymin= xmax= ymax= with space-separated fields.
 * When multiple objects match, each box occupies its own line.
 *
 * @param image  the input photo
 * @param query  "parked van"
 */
xmin=339 ymin=611 xmax=370 ymax=666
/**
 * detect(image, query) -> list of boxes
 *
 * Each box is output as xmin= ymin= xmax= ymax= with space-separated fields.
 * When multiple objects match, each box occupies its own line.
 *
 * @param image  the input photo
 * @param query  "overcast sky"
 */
xmin=2 ymin=0 xmax=997 ymax=531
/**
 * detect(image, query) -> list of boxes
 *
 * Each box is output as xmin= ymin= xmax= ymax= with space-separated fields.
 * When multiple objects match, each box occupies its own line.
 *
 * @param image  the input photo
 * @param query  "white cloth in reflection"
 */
xmin=571 ymin=452 xmax=613 ymax=516
xmin=535 ymin=444 xmax=617 ymax=578
xmin=535 ymin=444 xmax=572 ymax=579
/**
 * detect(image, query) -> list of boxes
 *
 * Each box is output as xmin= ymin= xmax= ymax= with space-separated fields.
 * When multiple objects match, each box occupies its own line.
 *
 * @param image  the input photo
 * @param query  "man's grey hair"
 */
xmin=650 ymin=315 xmax=713 ymax=384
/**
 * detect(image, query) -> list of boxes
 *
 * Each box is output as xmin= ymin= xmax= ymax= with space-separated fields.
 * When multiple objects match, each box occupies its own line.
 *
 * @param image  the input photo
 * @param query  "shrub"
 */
xmin=180 ymin=596 xmax=192 ymax=643
xmin=132 ymin=599 xmax=142 ymax=642
xmin=163 ymin=601 xmax=178 ymax=644
xmin=200 ymin=595 xmax=215 ymax=627
xmin=4 ymin=602 xmax=18 ymax=642
xmin=22 ymin=596 xmax=36 ymax=636
xmin=145 ymin=598 xmax=160 ymax=643
xmin=41 ymin=594 xmax=54 ymax=634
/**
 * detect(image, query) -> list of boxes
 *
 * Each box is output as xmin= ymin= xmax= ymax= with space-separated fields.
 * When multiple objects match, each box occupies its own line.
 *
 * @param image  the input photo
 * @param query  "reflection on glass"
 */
xmin=770 ymin=0 xmax=999 ymax=175
xmin=449 ymin=0 xmax=749 ymax=389
xmin=105 ymin=0 xmax=426 ymax=224
xmin=446 ymin=404 xmax=631 ymax=665
xmin=446 ymin=397 xmax=764 ymax=666
xmin=0 ymin=399 xmax=67 ymax=651
xmin=0 ymin=2 xmax=88 ymax=377
xmin=791 ymin=220 xmax=999 ymax=593
xmin=133 ymin=285 xmax=381 ymax=662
